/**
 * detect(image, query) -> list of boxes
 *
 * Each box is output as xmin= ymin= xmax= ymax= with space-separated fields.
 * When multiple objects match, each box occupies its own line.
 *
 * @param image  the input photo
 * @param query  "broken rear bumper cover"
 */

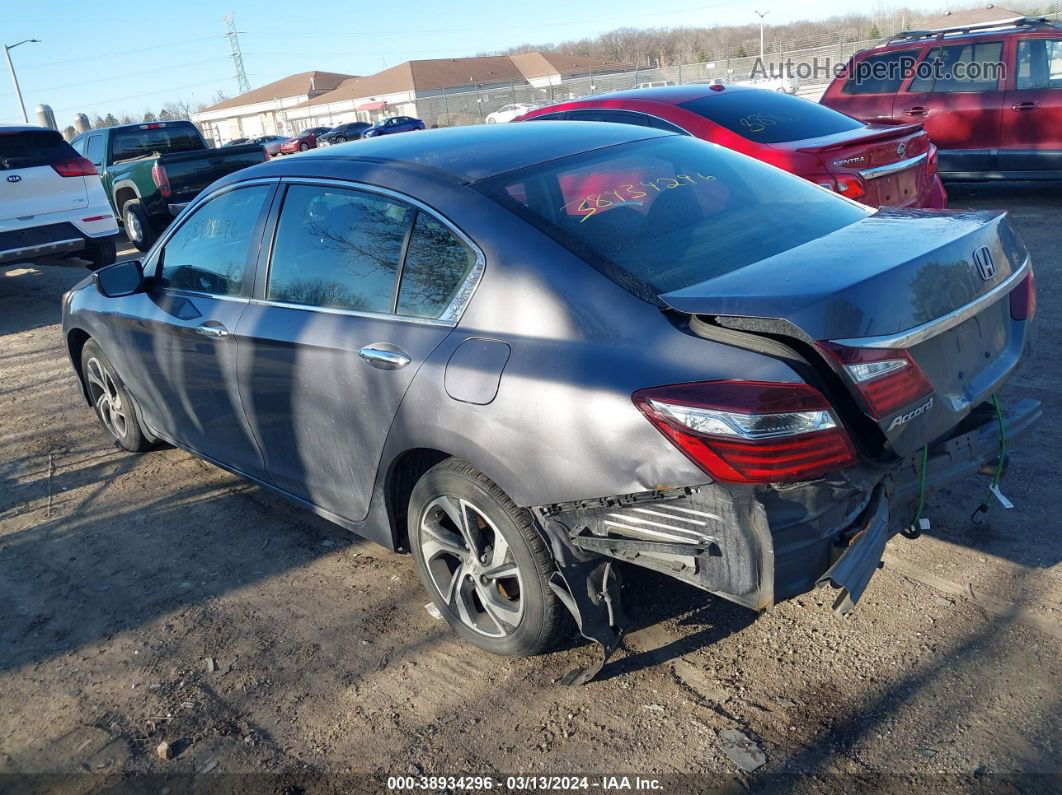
xmin=536 ymin=398 xmax=1042 ymax=616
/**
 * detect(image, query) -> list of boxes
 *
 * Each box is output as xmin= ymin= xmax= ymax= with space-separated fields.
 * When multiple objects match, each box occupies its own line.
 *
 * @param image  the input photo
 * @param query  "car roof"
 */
xmin=291 ymin=121 xmax=672 ymax=182
xmin=860 ymin=18 xmax=1062 ymax=54
xmin=0 ymin=125 xmax=58 ymax=134
xmin=577 ymin=83 xmax=764 ymax=105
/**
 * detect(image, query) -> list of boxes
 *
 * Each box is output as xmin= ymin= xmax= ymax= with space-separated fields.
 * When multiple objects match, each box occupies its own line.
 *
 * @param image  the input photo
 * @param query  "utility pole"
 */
xmin=4 ymin=39 xmax=39 ymax=124
xmin=224 ymin=13 xmax=251 ymax=95
xmin=754 ymin=11 xmax=769 ymax=59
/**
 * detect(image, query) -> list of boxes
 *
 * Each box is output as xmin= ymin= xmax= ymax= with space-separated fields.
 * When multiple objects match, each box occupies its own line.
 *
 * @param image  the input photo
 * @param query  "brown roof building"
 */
xmin=916 ymin=4 xmax=1025 ymax=32
xmin=195 ymin=70 xmax=355 ymax=144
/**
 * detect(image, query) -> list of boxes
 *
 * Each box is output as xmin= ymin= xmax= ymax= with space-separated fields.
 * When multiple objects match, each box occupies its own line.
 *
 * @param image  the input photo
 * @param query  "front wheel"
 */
xmin=80 ymin=339 xmax=152 ymax=452
xmin=299 ymin=142 xmax=309 ymax=151
xmin=408 ymin=459 xmax=570 ymax=656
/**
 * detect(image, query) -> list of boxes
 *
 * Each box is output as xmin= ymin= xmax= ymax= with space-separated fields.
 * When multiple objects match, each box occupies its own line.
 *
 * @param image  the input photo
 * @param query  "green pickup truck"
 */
xmin=71 ymin=121 xmax=266 ymax=251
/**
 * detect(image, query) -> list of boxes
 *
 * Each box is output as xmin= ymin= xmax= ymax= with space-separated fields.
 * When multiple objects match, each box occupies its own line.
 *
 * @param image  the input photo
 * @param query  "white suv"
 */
xmin=1 ymin=125 xmax=119 ymax=270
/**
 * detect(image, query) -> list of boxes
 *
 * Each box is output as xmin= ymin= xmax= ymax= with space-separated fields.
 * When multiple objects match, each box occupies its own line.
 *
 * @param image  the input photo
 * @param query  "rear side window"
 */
xmin=397 ymin=214 xmax=477 ymax=319
xmin=679 ymin=91 xmax=864 ymax=143
xmin=0 ymin=129 xmax=78 ymax=170
xmin=85 ymin=135 xmax=105 ymax=166
xmin=110 ymin=123 xmax=202 ymax=161
xmin=841 ymin=50 xmax=920 ymax=95
xmin=267 ymin=185 xmax=412 ymax=313
xmin=157 ymin=185 xmax=271 ymax=295
xmin=475 ymin=136 xmax=868 ymax=301
xmin=1016 ymin=38 xmax=1062 ymax=89
xmin=909 ymin=41 xmax=1004 ymax=93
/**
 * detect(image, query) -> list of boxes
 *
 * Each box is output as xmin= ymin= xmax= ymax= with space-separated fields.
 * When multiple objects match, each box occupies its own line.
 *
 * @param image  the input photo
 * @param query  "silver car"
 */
xmin=63 ymin=123 xmax=1039 ymax=678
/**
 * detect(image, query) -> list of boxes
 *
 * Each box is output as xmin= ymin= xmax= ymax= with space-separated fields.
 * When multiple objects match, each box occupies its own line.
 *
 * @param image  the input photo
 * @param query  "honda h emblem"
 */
xmin=972 ymin=246 xmax=996 ymax=281
xmin=6 ymin=175 xmax=21 ymax=183
xmin=896 ymin=141 xmax=907 ymax=158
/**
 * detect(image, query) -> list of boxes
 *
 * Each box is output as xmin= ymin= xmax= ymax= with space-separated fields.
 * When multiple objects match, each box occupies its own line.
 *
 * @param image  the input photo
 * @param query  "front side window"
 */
xmin=397 ymin=214 xmax=477 ymax=319
xmin=267 ymin=185 xmax=412 ymax=313
xmin=475 ymin=136 xmax=868 ymax=301
xmin=157 ymin=185 xmax=271 ymax=295
xmin=85 ymin=135 xmax=104 ymax=166
xmin=1016 ymin=38 xmax=1062 ymax=89
xmin=680 ymin=91 xmax=864 ymax=143
xmin=909 ymin=41 xmax=1004 ymax=93
xmin=841 ymin=50 xmax=920 ymax=95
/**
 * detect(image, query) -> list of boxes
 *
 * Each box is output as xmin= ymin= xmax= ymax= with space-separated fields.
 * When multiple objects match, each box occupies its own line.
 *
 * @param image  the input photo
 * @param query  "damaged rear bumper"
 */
xmin=537 ymin=398 xmax=1041 ymax=616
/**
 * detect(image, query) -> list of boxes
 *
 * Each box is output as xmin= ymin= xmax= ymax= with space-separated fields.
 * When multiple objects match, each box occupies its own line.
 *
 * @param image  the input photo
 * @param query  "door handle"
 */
xmin=1012 ymin=101 xmax=1040 ymax=111
xmin=903 ymin=106 xmax=928 ymax=117
xmin=358 ymin=345 xmax=411 ymax=370
xmin=195 ymin=322 xmax=229 ymax=338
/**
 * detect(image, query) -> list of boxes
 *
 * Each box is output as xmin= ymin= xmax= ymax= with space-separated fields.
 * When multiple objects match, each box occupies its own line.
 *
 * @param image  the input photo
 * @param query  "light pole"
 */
xmin=754 ymin=11 xmax=769 ymax=59
xmin=4 ymin=38 xmax=39 ymax=124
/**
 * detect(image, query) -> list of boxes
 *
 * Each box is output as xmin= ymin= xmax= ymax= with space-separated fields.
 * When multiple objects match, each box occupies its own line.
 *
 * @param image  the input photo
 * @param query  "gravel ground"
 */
xmin=1 ymin=185 xmax=1059 ymax=793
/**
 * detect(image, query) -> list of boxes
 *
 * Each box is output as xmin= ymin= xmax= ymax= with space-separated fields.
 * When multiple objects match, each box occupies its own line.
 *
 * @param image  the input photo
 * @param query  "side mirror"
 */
xmin=93 ymin=259 xmax=145 ymax=298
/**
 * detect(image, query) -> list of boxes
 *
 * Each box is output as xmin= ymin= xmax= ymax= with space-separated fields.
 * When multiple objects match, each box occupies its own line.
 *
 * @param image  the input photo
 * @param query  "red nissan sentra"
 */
xmin=516 ymin=84 xmax=948 ymax=209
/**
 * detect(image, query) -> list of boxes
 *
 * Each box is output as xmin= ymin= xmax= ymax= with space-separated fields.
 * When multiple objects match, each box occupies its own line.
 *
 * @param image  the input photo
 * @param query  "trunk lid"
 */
xmin=789 ymin=123 xmax=932 ymax=208
xmin=661 ymin=209 xmax=1031 ymax=455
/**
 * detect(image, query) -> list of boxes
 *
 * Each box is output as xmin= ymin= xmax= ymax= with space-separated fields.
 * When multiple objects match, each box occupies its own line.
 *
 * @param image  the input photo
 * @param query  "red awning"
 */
xmin=356 ymin=101 xmax=386 ymax=111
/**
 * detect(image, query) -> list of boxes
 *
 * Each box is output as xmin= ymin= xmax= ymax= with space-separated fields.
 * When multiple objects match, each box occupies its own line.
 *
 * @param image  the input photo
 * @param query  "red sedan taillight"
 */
xmin=819 ymin=343 xmax=933 ymax=419
xmin=633 ymin=380 xmax=857 ymax=483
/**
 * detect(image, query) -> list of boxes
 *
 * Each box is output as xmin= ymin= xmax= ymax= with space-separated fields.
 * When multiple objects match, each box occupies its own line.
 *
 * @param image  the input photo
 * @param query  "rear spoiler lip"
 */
xmin=795 ymin=122 xmax=925 ymax=154
xmin=831 ymin=255 xmax=1031 ymax=349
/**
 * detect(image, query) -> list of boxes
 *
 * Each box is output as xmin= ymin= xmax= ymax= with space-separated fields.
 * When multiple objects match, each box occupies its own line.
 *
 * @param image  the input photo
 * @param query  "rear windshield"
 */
xmin=475 ymin=136 xmax=868 ymax=301
xmin=0 ymin=129 xmax=78 ymax=171
xmin=110 ymin=123 xmax=202 ymax=161
xmin=680 ymin=91 xmax=864 ymax=143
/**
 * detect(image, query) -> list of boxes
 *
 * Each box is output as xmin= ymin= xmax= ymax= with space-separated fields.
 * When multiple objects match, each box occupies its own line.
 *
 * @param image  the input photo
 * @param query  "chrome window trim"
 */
xmin=246 ymin=297 xmax=453 ymax=327
xmin=271 ymin=176 xmax=486 ymax=324
xmin=831 ymin=255 xmax=1031 ymax=349
xmin=858 ymin=152 xmax=928 ymax=180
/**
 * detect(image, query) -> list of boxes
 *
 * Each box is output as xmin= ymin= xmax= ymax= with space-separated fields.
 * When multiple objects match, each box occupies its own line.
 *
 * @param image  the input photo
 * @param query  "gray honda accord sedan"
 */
xmin=63 ymin=122 xmax=1039 ymax=674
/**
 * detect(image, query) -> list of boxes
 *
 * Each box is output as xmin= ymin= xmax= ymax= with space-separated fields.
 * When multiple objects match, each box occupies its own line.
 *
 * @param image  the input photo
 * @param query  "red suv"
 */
xmin=822 ymin=17 xmax=1062 ymax=180
xmin=518 ymin=85 xmax=946 ymax=209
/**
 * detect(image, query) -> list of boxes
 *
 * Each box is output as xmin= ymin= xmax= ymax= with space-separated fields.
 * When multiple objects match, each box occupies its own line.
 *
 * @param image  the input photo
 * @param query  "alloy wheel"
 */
xmin=85 ymin=357 xmax=128 ymax=440
xmin=125 ymin=209 xmax=142 ymax=243
xmin=418 ymin=496 xmax=524 ymax=638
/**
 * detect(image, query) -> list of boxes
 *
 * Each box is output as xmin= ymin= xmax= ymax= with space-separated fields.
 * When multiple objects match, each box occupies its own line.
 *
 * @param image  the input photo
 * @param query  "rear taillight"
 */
xmin=633 ymin=380 xmax=857 ymax=483
xmin=51 ymin=157 xmax=97 ymax=177
xmin=151 ymin=162 xmax=171 ymax=198
xmin=834 ymin=175 xmax=866 ymax=200
xmin=819 ymin=343 xmax=933 ymax=419
xmin=809 ymin=174 xmax=866 ymax=201
xmin=1010 ymin=271 xmax=1037 ymax=321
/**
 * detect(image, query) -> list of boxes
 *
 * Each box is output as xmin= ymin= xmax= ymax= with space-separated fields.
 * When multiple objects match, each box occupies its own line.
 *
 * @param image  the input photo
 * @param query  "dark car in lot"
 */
xmin=316 ymin=122 xmax=372 ymax=146
xmin=279 ymin=126 xmax=332 ymax=154
xmin=71 ymin=121 xmax=267 ymax=251
xmin=63 ymin=123 xmax=1039 ymax=668
xmin=822 ymin=17 xmax=1062 ymax=180
xmin=518 ymin=85 xmax=947 ymax=208
xmin=362 ymin=115 xmax=425 ymax=137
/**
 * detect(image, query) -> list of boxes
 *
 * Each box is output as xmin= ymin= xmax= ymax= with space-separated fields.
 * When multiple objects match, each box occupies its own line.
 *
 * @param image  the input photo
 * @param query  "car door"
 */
xmin=110 ymin=181 xmax=276 ymax=475
xmin=898 ymin=39 xmax=1006 ymax=174
xmin=1001 ymin=34 xmax=1062 ymax=173
xmin=236 ymin=180 xmax=482 ymax=523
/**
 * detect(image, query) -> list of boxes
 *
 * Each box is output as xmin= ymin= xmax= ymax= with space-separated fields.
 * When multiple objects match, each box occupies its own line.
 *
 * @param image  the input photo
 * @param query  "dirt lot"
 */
xmin=1 ymin=185 xmax=1059 ymax=793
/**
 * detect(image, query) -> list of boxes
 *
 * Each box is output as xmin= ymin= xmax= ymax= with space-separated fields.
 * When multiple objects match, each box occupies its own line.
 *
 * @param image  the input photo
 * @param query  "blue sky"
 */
xmin=3 ymin=0 xmax=940 ymax=125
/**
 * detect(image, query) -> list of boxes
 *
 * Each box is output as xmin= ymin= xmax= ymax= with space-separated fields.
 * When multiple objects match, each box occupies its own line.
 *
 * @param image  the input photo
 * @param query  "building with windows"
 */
xmin=281 ymin=52 xmax=630 ymax=130
xmin=195 ymin=71 xmax=355 ymax=145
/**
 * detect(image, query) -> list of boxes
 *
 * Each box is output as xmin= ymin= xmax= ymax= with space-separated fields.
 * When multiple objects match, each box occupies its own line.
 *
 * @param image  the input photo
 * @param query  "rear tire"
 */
xmin=122 ymin=200 xmax=156 ymax=252
xmin=83 ymin=236 xmax=116 ymax=270
xmin=408 ymin=459 xmax=569 ymax=656
xmin=80 ymin=339 xmax=152 ymax=452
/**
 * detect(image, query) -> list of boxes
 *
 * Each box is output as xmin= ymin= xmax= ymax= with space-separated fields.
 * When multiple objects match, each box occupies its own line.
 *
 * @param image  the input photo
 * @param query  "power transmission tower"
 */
xmin=224 ymin=13 xmax=251 ymax=96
